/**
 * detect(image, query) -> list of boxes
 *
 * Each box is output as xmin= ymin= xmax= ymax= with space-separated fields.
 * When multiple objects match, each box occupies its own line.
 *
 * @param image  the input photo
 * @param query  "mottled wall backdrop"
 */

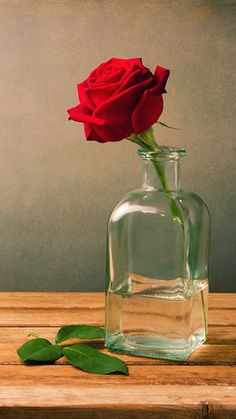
xmin=0 ymin=0 xmax=235 ymax=292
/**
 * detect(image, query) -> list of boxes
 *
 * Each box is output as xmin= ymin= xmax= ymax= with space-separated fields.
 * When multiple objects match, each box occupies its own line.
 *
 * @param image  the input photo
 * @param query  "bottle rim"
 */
xmin=138 ymin=146 xmax=186 ymax=160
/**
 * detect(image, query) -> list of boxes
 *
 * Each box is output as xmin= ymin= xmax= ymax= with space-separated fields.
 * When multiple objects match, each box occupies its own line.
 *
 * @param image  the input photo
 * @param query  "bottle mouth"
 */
xmin=138 ymin=146 xmax=186 ymax=160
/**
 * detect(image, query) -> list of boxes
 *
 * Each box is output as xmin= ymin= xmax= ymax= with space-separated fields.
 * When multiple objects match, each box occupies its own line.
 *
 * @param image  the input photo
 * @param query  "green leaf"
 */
xmin=63 ymin=343 xmax=128 ymax=375
xmin=55 ymin=325 xmax=104 ymax=344
xmin=157 ymin=121 xmax=179 ymax=130
xmin=17 ymin=338 xmax=63 ymax=363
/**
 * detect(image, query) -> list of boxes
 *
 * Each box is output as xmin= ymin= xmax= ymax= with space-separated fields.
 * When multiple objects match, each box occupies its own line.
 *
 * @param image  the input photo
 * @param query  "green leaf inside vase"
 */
xmin=17 ymin=338 xmax=62 ymax=363
xmin=63 ymin=343 xmax=128 ymax=375
xmin=55 ymin=325 xmax=104 ymax=344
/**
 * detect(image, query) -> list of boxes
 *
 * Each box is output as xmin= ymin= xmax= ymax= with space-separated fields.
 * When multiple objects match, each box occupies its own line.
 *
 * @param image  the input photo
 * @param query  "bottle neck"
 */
xmin=142 ymin=158 xmax=180 ymax=192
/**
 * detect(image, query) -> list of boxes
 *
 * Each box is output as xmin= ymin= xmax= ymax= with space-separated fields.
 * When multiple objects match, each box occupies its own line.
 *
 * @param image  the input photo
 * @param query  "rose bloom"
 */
xmin=67 ymin=58 xmax=169 ymax=143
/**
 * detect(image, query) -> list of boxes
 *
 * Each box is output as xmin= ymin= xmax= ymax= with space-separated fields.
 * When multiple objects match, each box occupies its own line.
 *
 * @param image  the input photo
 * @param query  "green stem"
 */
xmin=151 ymin=158 xmax=186 ymax=291
xmin=200 ymin=289 xmax=207 ymax=338
xmin=151 ymin=158 xmax=169 ymax=191
xmin=150 ymin=158 xmax=184 ymax=228
xmin=130 ymin=127 xmax=184 ymax=228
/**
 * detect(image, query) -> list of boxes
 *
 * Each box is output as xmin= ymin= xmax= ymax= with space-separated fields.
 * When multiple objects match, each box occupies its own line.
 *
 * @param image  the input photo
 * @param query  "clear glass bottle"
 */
xmin=105 ymin=147 xmax=210 ymax=360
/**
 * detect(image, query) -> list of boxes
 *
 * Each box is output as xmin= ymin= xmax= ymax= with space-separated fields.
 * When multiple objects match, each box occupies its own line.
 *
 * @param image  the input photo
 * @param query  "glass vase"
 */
xmin=105 ymin=146 xmax=210 ymax=360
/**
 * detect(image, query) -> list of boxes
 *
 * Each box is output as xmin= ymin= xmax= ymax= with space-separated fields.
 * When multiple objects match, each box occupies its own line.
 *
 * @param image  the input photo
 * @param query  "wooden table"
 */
xmin=0 ymin=293 xmax=235 ymax=418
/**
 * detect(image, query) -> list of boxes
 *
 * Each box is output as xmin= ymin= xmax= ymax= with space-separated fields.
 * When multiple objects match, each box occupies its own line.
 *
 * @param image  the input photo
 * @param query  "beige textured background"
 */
xmin=0 ymin=0 xmax=235 ymax=292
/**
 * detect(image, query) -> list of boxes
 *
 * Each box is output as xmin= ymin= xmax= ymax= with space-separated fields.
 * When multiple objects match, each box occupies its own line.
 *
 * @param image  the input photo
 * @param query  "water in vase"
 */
xmin=105 ymin=274 xmax=208 ymax=360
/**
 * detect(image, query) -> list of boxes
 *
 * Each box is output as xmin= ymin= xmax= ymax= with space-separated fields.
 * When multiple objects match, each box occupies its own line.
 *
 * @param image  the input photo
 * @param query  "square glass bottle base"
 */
xmin=105 ymin=277 xmax=208 ymax=361
xmin=106 ymin=332 xmax=206 ymax=361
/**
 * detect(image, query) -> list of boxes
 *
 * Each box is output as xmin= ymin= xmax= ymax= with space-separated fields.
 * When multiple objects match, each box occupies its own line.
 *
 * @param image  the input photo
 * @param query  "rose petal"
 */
xmin=132 ymin=90 xmax=163 ymax=134
xmin=108 ymin=58 xmax=131 ymax=70
xmin=77 ymin=82 xmax=95 ymax=110
xmin=88 ymin=58 xmax=126 ymax=83
xmin=93 ymin=75 xmax=153 ymax=140
xmin=115 ymin=68 xmax=144 ymax=95
xmin=110 ymin=57 xmax=144 ymax=71
xmin=83 ymin=122 xmax=93 ymax=139
xmin=88 ymin=82 xmax=123 ymax=107
xmin=67 ymin=104 xmax=105 ymax=126
xmin=84 ymin=123 xmax=105 ymax=142
xmin=91 ymin=122 xmax=127 ymax=142
xmin=95 ymin=65 xmax=125 ymax=85
xmin=154 ymin=66 xmax=170 ymax=93
xmin=89 ymin=67 xmax=140 ymax=106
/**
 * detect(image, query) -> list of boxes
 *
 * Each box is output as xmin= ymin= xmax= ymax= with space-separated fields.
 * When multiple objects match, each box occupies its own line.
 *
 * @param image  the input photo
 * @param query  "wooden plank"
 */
xmin=0 ymin=407 xmax=200 ymax=419
xmin=0 ymin=308 xmax=105 ymax=326
xmin=207 ymin=326 xmax=236 ymax=344
xmin=1 ymin=405 xmax=236 ymax=419
xmin=208 ymin=294 xmax=236 ymax=309
xmin=209 ymin=310 xmax=236 ymax=327
xmin=0 ymin=407 xmax=236 ymax=419
xmin=0 ymin=292 xmax=235 ymax=309
xmin=187 ymin=344 xmax=236 ymax=365
xmin=0 ymin=365 xmax=236 ymax=418
xmin=0 ymin=364 xmax=236 ymax=386
xmin=0 ymin=292 xmax=105 ymax=309
xmin=0 ymin=293 xmax=234 ymax=327
xmin=0 ymin=384 xmax=235 ymax=412
xmin=0 ymin=307 xmax=235 ymax=327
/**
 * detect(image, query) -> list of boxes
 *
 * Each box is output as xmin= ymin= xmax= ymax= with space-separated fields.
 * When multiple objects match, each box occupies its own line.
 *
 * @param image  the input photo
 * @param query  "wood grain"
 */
xmin=0 ymin=292 xmax=234 ymax=308
xmin=0 ymin=292 xmax=235 ymax=418
xmin=0 ymin=292 xmax=105 ymax=308
xmin=0 ymin=385 xmax=235 ymax=417
xmin=1 ymin=307 xmax=234 ymax=327
xmin=1 ymin=364 xmax=236 ymax=385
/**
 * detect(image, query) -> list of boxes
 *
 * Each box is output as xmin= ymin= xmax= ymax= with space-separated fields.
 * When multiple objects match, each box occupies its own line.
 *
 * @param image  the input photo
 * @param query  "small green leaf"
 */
xmin=17 ymin=338 xmax=63 ymax=363
xmin=158 ymin=121 xmax=179 ymax=130
xmin=55 ymin=325 xmax=104 ymax=344
xmin=63 ymin=343 xmax=128 ymax=375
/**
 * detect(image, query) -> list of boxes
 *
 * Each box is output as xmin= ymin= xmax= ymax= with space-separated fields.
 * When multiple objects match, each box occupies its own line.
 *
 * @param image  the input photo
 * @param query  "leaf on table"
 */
xmin=55 ymin=325 xmax=104 ymax=344
xmin=63 ymin=343 xmax=128 ymax=375
xmin=157 ymin=120 xmax=179 ymax=130
xmin=17 ymin=338 xmax=63 ymax=363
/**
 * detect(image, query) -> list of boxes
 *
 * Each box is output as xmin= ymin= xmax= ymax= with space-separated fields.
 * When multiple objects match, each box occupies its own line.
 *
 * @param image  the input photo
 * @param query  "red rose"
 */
xmin=67 ymin=58 xmax=169 ymax=143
